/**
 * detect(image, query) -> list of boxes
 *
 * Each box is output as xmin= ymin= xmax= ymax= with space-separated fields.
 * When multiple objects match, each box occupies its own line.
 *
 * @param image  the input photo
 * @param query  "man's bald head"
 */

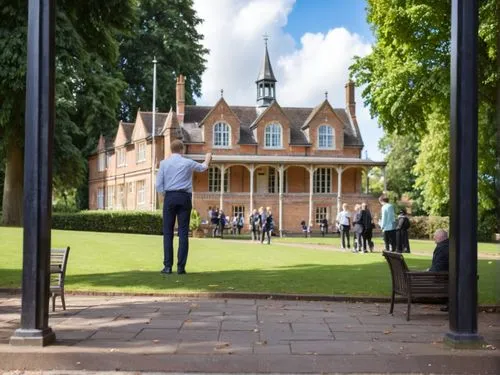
xmin=433 ymin=229 xmax=448 ymax=243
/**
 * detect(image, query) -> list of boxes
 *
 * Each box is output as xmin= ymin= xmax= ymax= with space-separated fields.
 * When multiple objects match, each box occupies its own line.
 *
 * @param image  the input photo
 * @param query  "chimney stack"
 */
xmin=345 ymin=80 xmax=356 ymax=118
xmin=176 ymin=75 xmax=185 ymax=124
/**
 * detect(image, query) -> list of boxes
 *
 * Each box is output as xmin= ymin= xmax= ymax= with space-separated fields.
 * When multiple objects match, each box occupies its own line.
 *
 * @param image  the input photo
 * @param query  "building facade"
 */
xmin=88 ymin=44 xmax=386 ymax=233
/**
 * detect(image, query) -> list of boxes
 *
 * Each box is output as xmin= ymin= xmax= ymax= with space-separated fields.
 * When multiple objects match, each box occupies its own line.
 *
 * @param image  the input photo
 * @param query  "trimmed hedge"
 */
xmin=52 ymin=211 xmax=452 ymax=240
xmin=408 ymin=216 xmax=449 ymax=239
xmin=53 ymin=211 xmax=163 ymax=235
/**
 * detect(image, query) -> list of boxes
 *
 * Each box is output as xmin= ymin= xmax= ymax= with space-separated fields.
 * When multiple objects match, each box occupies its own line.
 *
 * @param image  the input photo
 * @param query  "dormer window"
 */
xmin=264 ymin=123 xmax=282 ymax=148
xmin=318 ymin=125 xmax=335 ymax=149
xmin=213 ymin=122 xmax=231 ymax=147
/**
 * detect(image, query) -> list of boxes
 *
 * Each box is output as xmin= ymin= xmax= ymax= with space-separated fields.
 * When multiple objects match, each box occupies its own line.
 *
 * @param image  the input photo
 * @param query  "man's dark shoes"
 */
xmin=160 ymin=267 xmax=172 ymax=274
xmin=177 ymin=269 xmax=187 ymax=275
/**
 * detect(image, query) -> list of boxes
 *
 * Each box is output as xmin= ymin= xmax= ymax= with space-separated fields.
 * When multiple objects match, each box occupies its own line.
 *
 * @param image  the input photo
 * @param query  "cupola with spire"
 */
xmin=256 ymin=35 xmax=277 ymax=108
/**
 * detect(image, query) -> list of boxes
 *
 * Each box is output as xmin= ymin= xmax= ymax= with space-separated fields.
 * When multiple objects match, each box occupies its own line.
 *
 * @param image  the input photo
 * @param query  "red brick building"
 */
xmin=88 ymin=44 xmax=386 ymax=233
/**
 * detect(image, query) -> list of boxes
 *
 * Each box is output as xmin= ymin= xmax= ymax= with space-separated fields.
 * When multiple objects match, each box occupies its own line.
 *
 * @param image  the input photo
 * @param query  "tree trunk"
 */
xmin=2 ymin=140 xmax=24 ymax=226
xmin=496 ymin=0 xmax=500 ymax=233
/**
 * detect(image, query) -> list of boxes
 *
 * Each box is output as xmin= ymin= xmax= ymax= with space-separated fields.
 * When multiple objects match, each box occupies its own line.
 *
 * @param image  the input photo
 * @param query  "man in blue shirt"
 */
xmin=378 ymin=195 xmax=397 ymax=252
xmin=156 ymin=140 xmax=212 ymax=274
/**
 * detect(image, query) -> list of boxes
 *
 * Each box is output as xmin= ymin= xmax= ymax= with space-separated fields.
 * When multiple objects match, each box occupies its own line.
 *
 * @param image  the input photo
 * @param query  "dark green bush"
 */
xmin=408 ymin=216 xmax=449 ymax=239
xmin=52 ymin=211 xmax=163 ymax=234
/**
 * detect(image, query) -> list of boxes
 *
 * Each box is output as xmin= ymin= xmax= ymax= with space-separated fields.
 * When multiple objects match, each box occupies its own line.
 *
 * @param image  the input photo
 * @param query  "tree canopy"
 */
xmin=0 ymin=0 xmax=207 ymax=224
xmin=350 ymin=0 xmax=499 ymax=238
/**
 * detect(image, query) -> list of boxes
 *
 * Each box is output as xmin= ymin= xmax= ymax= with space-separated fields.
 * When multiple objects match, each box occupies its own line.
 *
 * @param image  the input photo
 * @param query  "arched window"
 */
xmin=213 ymin=122 xmax=230 ymax=147
xmin=318 ymin=125 xmax=334 ymax=149
xmin=264 ymin=123 xmax=282 ymax=148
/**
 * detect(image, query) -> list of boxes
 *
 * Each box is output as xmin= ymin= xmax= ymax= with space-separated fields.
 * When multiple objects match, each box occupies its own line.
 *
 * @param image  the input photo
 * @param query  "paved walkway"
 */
xmin=0 ymin=293 xmax=498 ymax=374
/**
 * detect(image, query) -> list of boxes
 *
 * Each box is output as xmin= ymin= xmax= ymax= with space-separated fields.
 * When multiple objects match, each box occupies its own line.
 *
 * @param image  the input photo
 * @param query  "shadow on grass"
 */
xmin=0 ymin=258 xmax=497 ymax=303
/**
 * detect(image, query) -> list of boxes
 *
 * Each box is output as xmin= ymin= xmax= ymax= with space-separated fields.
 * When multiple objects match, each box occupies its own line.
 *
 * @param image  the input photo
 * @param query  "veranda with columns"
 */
xmin=190 ymin=155 xmax=386 ymax=235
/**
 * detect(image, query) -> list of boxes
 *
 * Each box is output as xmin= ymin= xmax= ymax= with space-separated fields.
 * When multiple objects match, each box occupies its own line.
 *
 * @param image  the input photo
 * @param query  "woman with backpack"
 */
xmin=261 ymin=207 xmax=274 ymax=244
xmin=396 ymin=209 xmax=411 ymax=253
xmin=237 ymin=213 xmax=244 ymax=235
xmin=249 ymin=209 xmax=260 ymax=241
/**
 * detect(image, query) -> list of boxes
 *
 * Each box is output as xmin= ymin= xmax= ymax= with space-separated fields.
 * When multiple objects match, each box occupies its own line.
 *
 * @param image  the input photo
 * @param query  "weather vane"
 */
xmin=325 ymin=91 xmax=328 ymax=100
xmin=220 ymin=89 xmax=224 ymax=98
xmin=263 ymin=33 xmax=269 ymax=45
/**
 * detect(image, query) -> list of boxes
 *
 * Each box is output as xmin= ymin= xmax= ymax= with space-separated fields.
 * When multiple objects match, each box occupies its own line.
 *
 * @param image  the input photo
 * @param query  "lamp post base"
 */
xmin=10 ymin=328 xmax=55 ymax=347
xmin=444 ymin=331 xmax=484 ymax=349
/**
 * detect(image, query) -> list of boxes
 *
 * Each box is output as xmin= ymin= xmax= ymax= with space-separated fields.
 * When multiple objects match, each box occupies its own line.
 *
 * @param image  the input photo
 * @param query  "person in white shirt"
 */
xmin=336 ymin=203 xmax=351 ymax=249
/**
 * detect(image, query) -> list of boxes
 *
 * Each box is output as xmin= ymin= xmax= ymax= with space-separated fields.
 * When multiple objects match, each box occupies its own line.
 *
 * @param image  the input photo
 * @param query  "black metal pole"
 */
xmin=445 ymin=0 xmax=482 ymax=348
xmin=10 ymin=0 xmax=56 ymax=346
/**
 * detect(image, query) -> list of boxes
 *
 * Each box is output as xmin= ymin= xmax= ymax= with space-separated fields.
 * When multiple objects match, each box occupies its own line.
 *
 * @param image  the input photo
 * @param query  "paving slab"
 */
xmin=0 ymin=293 xmax=498 ymax=374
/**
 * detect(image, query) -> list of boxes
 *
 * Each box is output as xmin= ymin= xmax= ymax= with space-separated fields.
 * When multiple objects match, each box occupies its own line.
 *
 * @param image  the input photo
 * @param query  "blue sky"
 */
xmin=285 ymin=0 xmax=373 ymax=44
xmin=194 ymin=0 xmax=384 ymax=160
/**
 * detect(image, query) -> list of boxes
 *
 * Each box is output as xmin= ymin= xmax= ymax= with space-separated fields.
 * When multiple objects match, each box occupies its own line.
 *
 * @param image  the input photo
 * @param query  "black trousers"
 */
xmin=251 ymin=226 xmax=260 ymax=240
xmin=163 ymin=191 xmax=192 ymax=270
xmin=383 ymin=230 xmax=397 ymax=252
xmin=341 ymin=225 xmax=351 ymax=248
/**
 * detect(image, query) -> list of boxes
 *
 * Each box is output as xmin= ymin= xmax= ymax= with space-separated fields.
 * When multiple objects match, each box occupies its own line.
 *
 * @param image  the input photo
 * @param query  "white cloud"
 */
xmin=193 ymin=0 xmax=384 ymax=160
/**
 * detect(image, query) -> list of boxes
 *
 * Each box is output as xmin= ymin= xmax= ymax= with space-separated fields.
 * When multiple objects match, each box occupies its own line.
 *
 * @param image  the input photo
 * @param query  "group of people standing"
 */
xmin=336 ymin=202 xmax=375 ymax=253
xmin=378 ymin=196 xmax=411 ymax=253
xmin=208 ymin=207 xmax=246 ymax=238
xmin=249 ymin=207 xmax=274 ymax=244
xmin=335 ymin=196 xmax=411 ymax=253
xmin=208 ymin=206 xmax=274 ymax=244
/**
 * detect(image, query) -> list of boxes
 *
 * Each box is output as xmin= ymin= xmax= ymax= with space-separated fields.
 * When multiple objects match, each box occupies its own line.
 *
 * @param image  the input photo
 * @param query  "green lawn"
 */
xmin=0 ymin=227 xmax=498 ymax=303
xmin=275 ymin=236 xmax=500 ymax=255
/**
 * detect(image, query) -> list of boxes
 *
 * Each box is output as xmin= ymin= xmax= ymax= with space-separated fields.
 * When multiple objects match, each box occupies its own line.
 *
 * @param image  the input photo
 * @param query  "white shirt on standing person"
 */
xmin=336 ymin=210 xmax=351 ymax=226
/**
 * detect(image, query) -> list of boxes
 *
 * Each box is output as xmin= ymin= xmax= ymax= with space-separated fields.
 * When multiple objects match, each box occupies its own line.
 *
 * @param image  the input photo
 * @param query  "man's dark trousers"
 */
xmin=163 ymin=191 xmax=192 ymax=271
xmin=383 ymin=230 xmax=397 ymax=252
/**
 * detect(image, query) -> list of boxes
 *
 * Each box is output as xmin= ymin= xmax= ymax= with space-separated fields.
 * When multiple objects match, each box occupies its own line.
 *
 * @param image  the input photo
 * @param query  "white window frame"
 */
xmin=117 ymin=148 xmax=126 ymax=167
xmin=313 ymin=168 xmax=332 ymax=193
xmin=264 ymin=123 xmax=283 ymax=149
xmin=98 ymin=153 xmax=106 ymax=172
xmin=208 ymin=167 xmax=229 ymax=192
xmin=97 ymin=188 xmax=104 ymax=209
xmin=315 ymin=207 xmax=328 ymax=224
xmin=213 ymin=122 xmax=231 ymax=148
xmin=136 ymin=142 xmax=146 ymax=163
xmin=106 ymin=186 xmax=114 ymax=209
xmin=137 ymin=180 xmax=146 ymax=205
xmin=318 ymin=125 xmax=335 ymax=149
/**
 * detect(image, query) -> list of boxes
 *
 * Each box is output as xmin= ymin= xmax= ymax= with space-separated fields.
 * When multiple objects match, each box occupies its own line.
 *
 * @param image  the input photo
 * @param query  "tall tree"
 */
xmin=378 ymin=132 xmax=420 ymax=198
xmin=118 ymin=0 xmax=208 ymax=121
xmin=0 ymin=0 xmax=136 ymax=225
xmin=350 ymin=0 xmax=499 ymax=237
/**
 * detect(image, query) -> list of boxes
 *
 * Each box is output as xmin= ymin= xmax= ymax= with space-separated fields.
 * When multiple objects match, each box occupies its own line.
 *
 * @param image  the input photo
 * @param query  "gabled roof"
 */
xmin=257 ymin=44 xmax=277 ymax=82
xmin=139 ymin=111 xmax=169 ymax=137
xmin=197 ymin=97 xmax=239 ymax=127
xmin=160 ymin=109 xmax=183 ymax=140
xmin=301 ymin=99 xmax=345 ymax=131
xmin=121 ymin=122 xmax=134 ymax=143
xmin=182 ymin=104 xmax=364 ymax=147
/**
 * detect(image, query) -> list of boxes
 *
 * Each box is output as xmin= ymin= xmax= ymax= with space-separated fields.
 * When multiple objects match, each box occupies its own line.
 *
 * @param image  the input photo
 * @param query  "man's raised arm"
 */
xmin=192 ymin=152 xmax=212 ymax=172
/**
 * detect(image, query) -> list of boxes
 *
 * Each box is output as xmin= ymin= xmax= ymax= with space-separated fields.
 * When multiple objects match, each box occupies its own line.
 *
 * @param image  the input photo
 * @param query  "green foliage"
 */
xmin=117 ymin=0 xmax=208 ymax=121
xmin=378 ymin=133 xmax=421 ymax=198
xmin=351 ymin=0 xmax=499 ymax=236
xmin=53 ymin=211 xmax=163 ymax=235
xmin=414 ymin=110 xmax=449 ymax=215
xmin=407 ymin=216 xmax=449 ymax=240
xmin=189 ymin=209 xmax=201 ymax=231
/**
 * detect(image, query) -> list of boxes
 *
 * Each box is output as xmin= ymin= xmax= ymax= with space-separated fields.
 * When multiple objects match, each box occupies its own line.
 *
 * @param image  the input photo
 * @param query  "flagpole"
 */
xmin=151 ymin=57 xmax=157 ymax=212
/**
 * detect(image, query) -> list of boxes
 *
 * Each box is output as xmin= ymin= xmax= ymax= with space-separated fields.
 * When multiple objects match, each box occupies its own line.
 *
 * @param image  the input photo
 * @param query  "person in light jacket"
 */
xmin=378 ymin=195 xmax=397 ymax=252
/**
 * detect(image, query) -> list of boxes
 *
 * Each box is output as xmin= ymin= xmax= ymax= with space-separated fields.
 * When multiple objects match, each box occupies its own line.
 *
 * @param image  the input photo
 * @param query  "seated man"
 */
xmin=429 ymin=229 xmax=449 ymax=272
xmin=429 ymin=229 xmax=449 ymax=312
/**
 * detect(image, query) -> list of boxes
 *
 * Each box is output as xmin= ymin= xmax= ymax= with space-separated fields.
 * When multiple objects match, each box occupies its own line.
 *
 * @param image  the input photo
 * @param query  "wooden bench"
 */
xmin=382 ymin=251 xmax=448 ymax=321
xmin=50 ymin=247 xmax=70 ymax=312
